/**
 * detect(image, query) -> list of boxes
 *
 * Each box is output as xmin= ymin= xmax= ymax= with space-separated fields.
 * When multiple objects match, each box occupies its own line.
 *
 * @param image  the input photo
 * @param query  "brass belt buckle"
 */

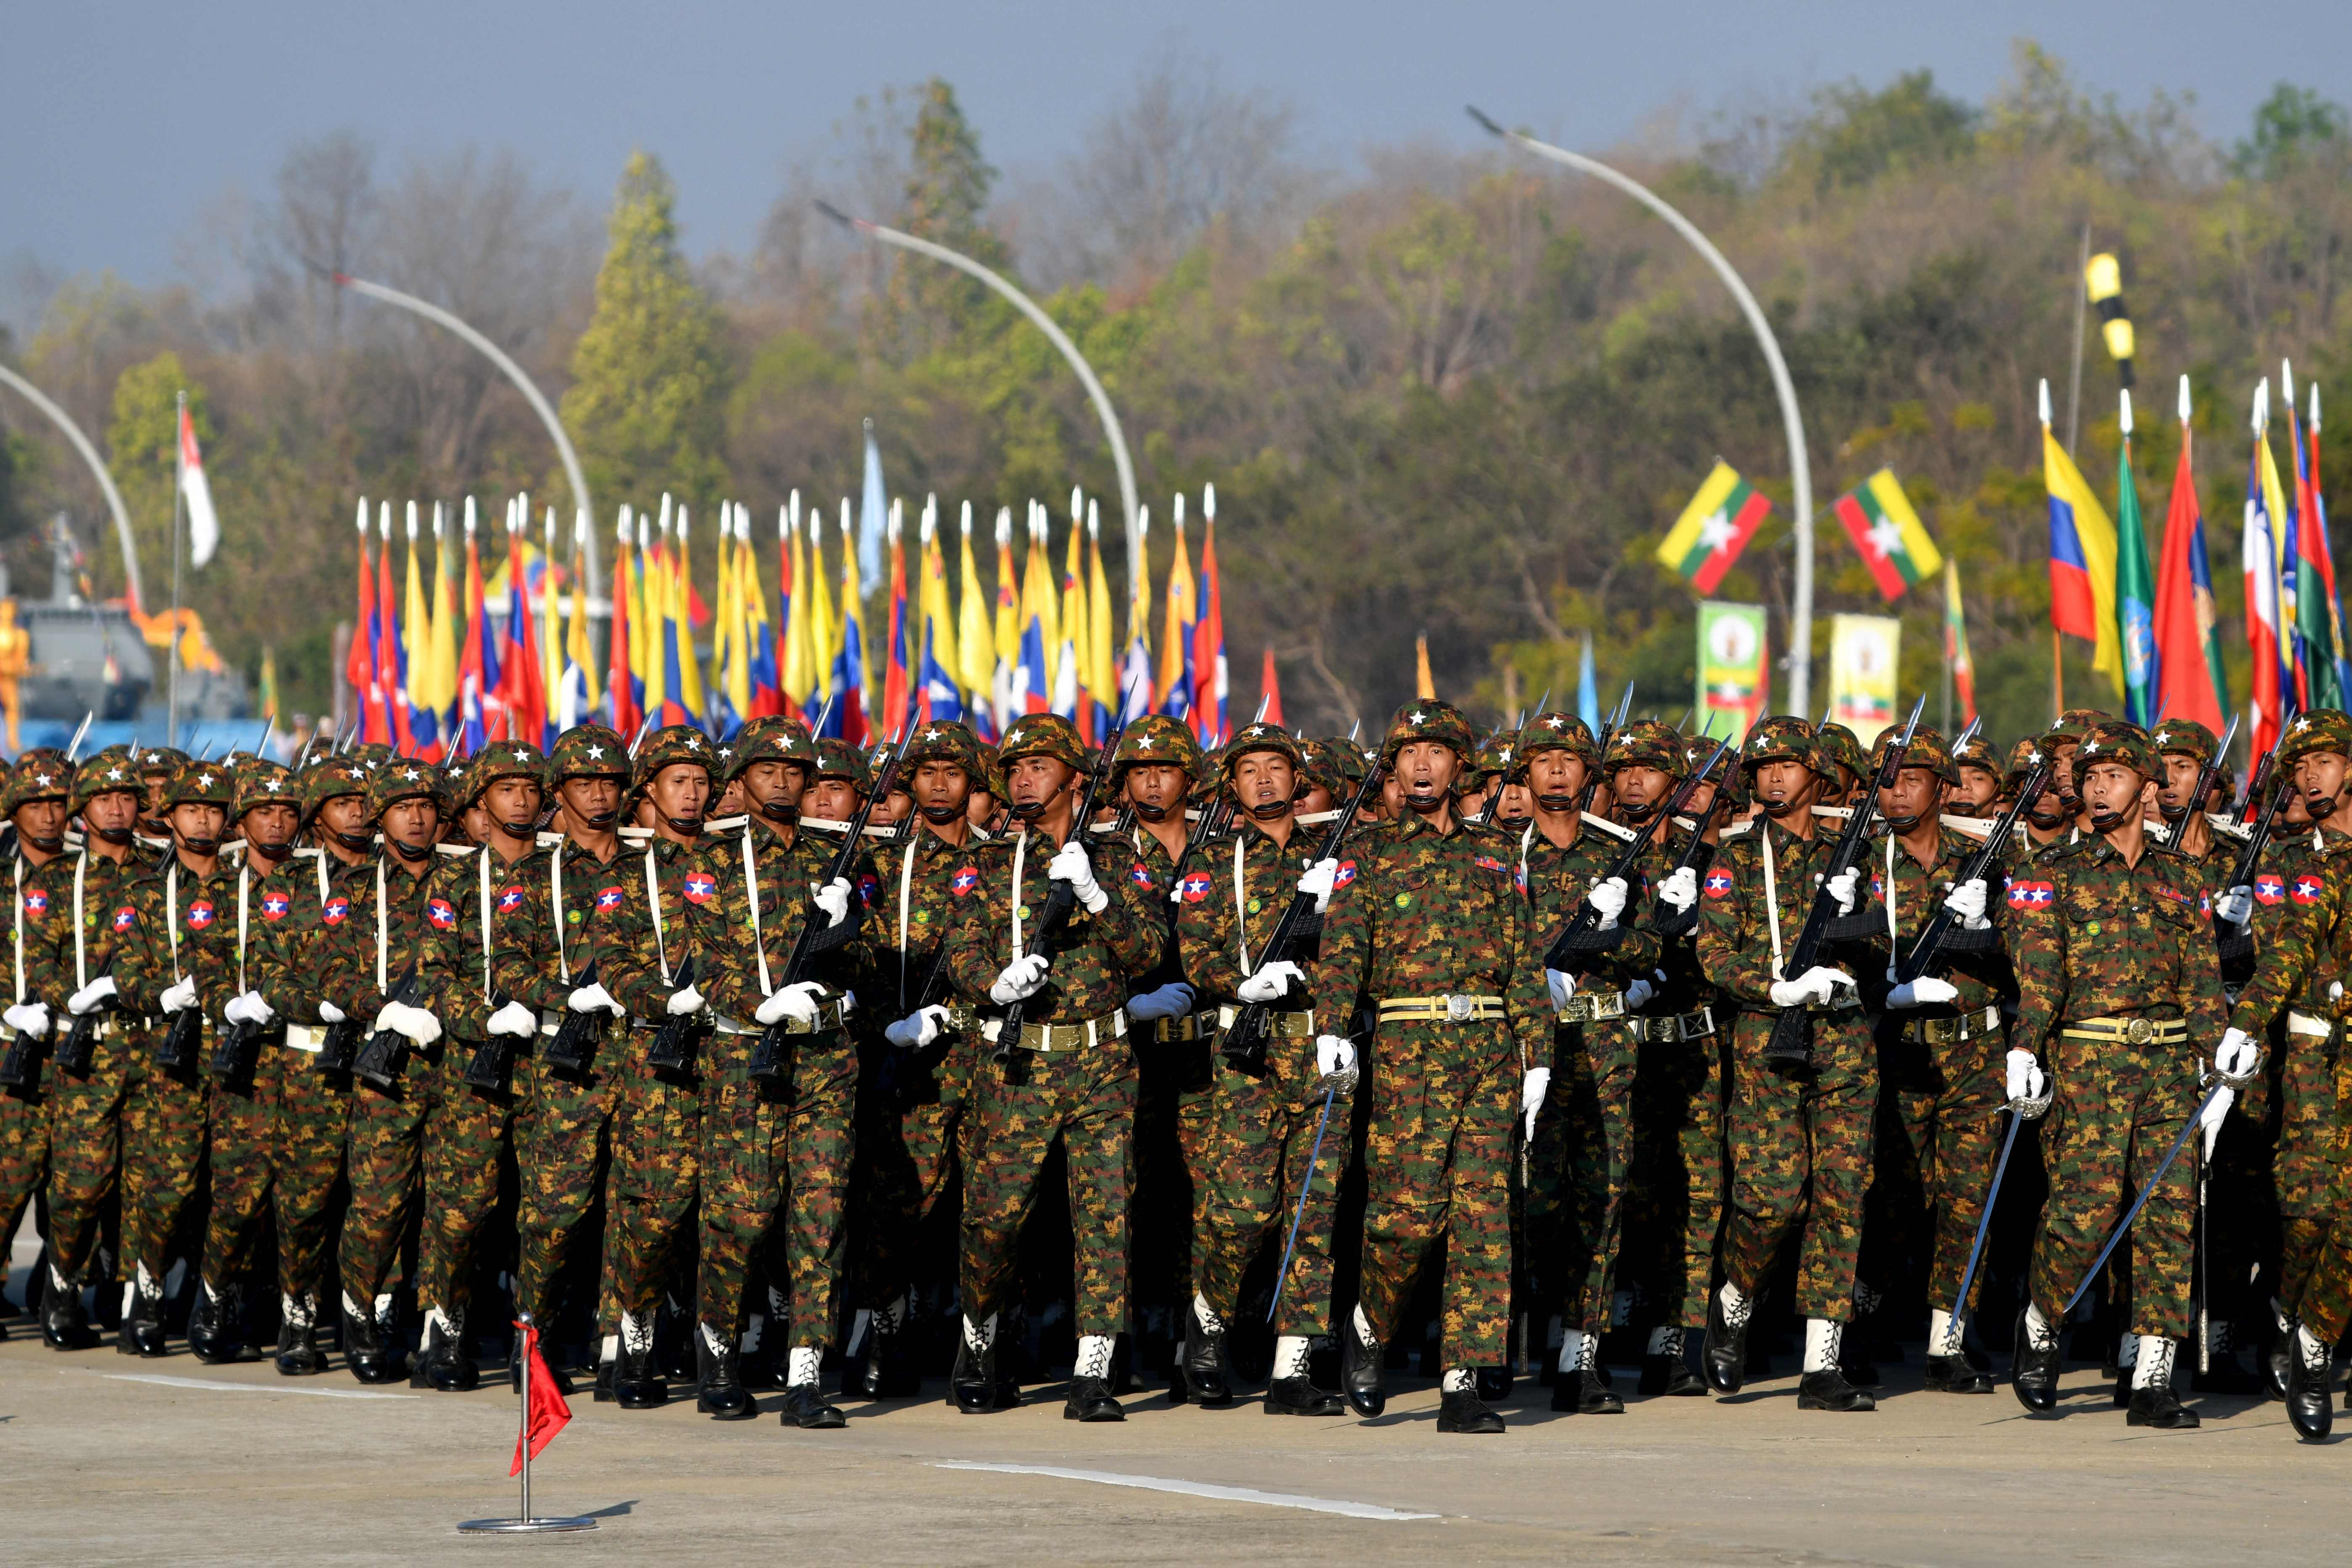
xmin=2125 ymin=1017 xmax=2154 ymax=1044
xmin=1445 ymin=994 xmax=1474 ymax=1022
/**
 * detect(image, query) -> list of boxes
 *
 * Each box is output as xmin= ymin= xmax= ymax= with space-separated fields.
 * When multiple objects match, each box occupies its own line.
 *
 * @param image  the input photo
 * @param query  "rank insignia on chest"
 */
xmin=426 ymin=898 xmax=458 ymax=930
xmin=496 ymin=884 xmax=526 ymax=915
xmin=260 ymin=893 xmax=290 ymax=922
xmin=2255 ymin=874 xmax=2286 ymax=906
xmin=22 ymin=891 xmax=45 ymax=917
xmin=1474 ymin=855 xmax=1506 ymax=874
xmin=111 ymin=905 xmax=137 ymax=932
xmin=683 ymin=874 xmax=717 ymax=906
xmin=593 ymin=886 xmax=625 ymax=913
xmin=1703 ymin=870 xmax=1733 ymax=899
xmin=2008 ymin=880 xmax=2054 ymax=911
xmin=1179 ymin=873 xmax=1213 ymax=904
xmin=950 ymin=867 xmax=980 ymax=897
xmin=321 ymin=897 xmax=349 ymax=926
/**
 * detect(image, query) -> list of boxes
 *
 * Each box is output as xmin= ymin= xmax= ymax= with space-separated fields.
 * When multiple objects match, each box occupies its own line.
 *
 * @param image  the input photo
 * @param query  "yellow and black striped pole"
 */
xmin=2085 ymin=252 xmax=2136 ymax=390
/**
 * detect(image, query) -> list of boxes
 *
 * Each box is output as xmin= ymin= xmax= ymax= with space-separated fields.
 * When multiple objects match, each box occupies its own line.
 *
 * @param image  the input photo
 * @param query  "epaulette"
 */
xmin=1580 ymin=814 xmax=1638 ymax=843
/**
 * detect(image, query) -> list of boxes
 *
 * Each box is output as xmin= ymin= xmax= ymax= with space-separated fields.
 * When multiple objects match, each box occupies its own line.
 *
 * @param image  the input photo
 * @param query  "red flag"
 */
xmin=1259 ymin=647 xmax=1283 ymax=727
xmin=2152 ymin=425 xmax=2225 ymax=729
xmin=1191 ymin=517 xmax=1228 ymax=746
xmin=508 ymin=1321 xmax=571 ymax=1474
xmin=606 ymin=535 xmax=641 ymax=737
xmin=347 ymin=521 xmax=389 ymax=743
xmin=376 ymin=524 xmax=413 ymax=754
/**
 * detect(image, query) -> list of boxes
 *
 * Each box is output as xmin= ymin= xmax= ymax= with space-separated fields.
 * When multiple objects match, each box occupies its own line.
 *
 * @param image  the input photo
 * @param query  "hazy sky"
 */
xmin=6 ymin=1 xmax=2348 ymax=307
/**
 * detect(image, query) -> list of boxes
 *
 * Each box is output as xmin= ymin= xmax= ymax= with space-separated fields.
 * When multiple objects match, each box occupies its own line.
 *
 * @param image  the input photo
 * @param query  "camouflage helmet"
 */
xmin=2149 ymin=717 xmax=2222 ymax=768
xmin=1815 ymin=722 xmax=1869 ymax=784
xmin=1868 ymin=722 xmax=1958 ymax=785
xmin=2278 ymin=709 xmax=2352 ymax=770
xmin=901 ymin=718 xmax=986 ymax=782
xmin=2072 ymin=720 xmax=2158 ymax=785
xmin=233 ymin=759 xmax=301 ymax=819
xmin=999 ymin=713 xmax=1089 ymax=773
xmin=132 ymin=744 xmax=188 ymax=782
xmin=1316 ymin=735 xmax=1370 ymax=793
xmin=302 ymin=759 xmax=370 ymax=822
xmin=461 ymin=739 xmax=548 ymax=809
xmin=1379 ymin=699 xmax=1476 ymax=767
xmin=347 ymin=741 xmax=397 ymax=773
xmin=814 ymin=737 xmax=870 ymax=792
xmin=1466 ymin=731 xmax=1520 ymax=790
xmin=70 ymin=748 xmax=141 ymax=814
xmin=1516 ymin=711 xmax=1601 ymax=770
xmin=1953 ymin=732 xmax=2003 ymax=779
xmin=163 ymin=759 xmax=236 ymax=811
xmin=1294 ymin=738 xmax=1347 ymax=800
xmin=369 ymin=756 xmax=442 ymax=818
xmin=634 ymin=725 xmax=719 ymax=793
xmin=3 ymin=748 xmax=72 ymax=816
xmin=732 ymin=715 xmax=818 ymax=776
xmin=1740 ymin=715 xmax=1817 ymax=772
xmin=1603 ymin=718 xmax=1686 ymax=776
xmin=1110 ymin=714 xmax=1204 ymax=779
xmin=1222 ymin=719 xmax=1304 ymax=781
xmin=549 ymin=723 xmax=631 ymax=783
xmin=2003 ymin=737 xmax=2046 ymax=793
xmin=2049 ymin=707 xmax=2113 ymax=743
xmin=1682 ymin=730 xmax=1738 ymax=783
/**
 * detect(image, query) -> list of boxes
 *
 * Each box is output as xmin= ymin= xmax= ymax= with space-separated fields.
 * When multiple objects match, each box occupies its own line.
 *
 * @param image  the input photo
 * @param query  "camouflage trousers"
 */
xmin=0 ymin=1057 xmax=53 ymax=1300
xmin=200 ymin=1056 xmax=281 ymax=1287
xmin=1357 ymin=1025 xmax=1516 ymax=1367
xmin=2027 ymin=1037 xmax=2197 ymax=1339
xmin=122 ymin=1058 xmax=209 ymax=1284
xmin=698 ymin=1031 xmax=855 ymax=1347
xmin=604 ymin=1036 xmax=701 ymax=1319
xmin=1131 ymin=1042 xmax=1218 ymax=1310
xmin=45 ymin=1028 xmax=134 ymax=1283
xmin=1525 ymin=1023 xmax=1638 ymax=1335
xmin=1721 ymin=1009 xmax=1877 ymax=1321
xmin=851 ymin=1028 xmax=979 ymax=1309
xmin=2288 ymin=1114 xmax=2352 ymax=1339
xmin=413 ymin=1045 xmax=516 ymax=1320
xmin=1193 ymin=1055 xmax=1350 ymax=1338
xmin=513 ymin=1034 xmax=622 ymax=1327
xmin=1625 ymin=1024 xmax=1727 ymax=1330
xmin=1862 ymin=1020 xmax=2006 ymax=1312
xmin=271 ymin=1040 xmax=350 ymax=1301
xmin=339 ymin=1059 xmax=430 ymax=1309
xmin=960 ymin=1031 xmax=1137 ymax=1338
xmin=2271 ymin=1021 xmax=2338 ymax=1310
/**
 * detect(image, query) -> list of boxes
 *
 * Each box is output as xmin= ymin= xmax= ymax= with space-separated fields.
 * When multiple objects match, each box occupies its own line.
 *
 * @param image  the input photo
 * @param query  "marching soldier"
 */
xmin=1315 ymin=701 xmax=1551 ymax=1435
xmin=1172 ymin=720 xmax=1351 ymax=1415
xmin=249 ymin=757 xmax=372 ymax=1374
xmin=0 ymin=751 xmax=72 ymax=1330
xmin=1949 ymin=735 xmax=2004 ymax=819
xmin=316 ymin=759 xmax=450 ymax=1382
xmin=409 ymin=740 xmax=548 ymax=1390
xmin=694 ymin=719 xmax=868 ymax=1426
xmin=2007 ymin=721 xmax=2244 ymax=1429
xmin=1694 ymin=716 xmax=1882 ymax=1411
xmin=579 ymin=724 xmax=720 ymax=1409
xmin=940 ymin=713 xmax=1162 ymax=1421
xmin=33 ymin=748 xmax=155 ymax=1349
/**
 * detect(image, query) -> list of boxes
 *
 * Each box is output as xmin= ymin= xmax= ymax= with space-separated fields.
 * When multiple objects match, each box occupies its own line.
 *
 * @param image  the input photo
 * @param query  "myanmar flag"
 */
xmin=1656 ymin=462 xmax=1772 ymax=593
xmin=1833 ymin=469 xmax=1943 ymax=601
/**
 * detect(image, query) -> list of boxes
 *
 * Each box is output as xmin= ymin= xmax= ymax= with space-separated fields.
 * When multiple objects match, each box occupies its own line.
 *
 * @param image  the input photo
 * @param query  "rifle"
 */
xmin=208 ymin=1005 xmax=265 ymax=1084
xmin=1648 ymin=770 xmax=1738 ymax=941
xmin=352 ymin=965 xmax=423 ymax=1089
xmin=2179 ymin=714 xmax=2241 ymax=843
xmin=1219 ymin=758 xmax=1386 ymax=1073
xmin=1889 ymin=749 xmax=2053 ymax=985
xmin=461 ymin=991 xmax=519 ymax=1092
xmin=538 ymin=958 xmax=603 ymax=1076
xmin=1760 ymin=696 xmax=1923 ymax=1070
xmin=643 ymin=955 xmax=700 ymax=1075
xmin=2215 ymin=769 xmax=2296 ymax=979
xmin=314 ymin=1007 xmax=363 ymax=1074
xmin=1548 ymin=737 xmax=1733 ymax=966
xmin=1574 ymin=682 xmax=1634 ymax=814
xmin=155 ymin=996 xmax=205 ymax=1075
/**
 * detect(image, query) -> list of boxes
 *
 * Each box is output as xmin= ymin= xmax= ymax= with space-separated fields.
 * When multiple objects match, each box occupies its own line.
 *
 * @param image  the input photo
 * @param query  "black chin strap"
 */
xmin=389 ymin=837 xmax=432 ymax=862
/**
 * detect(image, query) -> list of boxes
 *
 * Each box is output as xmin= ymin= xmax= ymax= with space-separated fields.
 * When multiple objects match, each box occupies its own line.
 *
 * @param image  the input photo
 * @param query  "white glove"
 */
xmin=67 ymin=975 xmax=117 ymax=1015
xmin=2215 ymin=885 xmax=2253 ymax=926
xmin=885 ymin=1004 xmax=953 ymax=1049
xmin=1046 ymin=840 xmax=1107 ymax=913
xmin=1823 ymin=867 xmax=1860 ymax=915
xmin=1768 ymin=965 xmax=1851 ymax=1009
xmin=810 ymin=877 xmax=852 ymax=929
xmin=2004 ymin=1047 xmax=2045 ymax=1104
xmin=2214 ymin=1026 xmax=2258 ymax=1081
xmin=567 ymin=982 xmax=622 ymax=1016
xmin=487 ymin=999 xmax=537 ymax=1038
xmin=4 ymin=1002 xmax=49 ymax=1039
xmin=664 ymin=984 xmax=706 ymax=1018
xmin=1886 ymin=976 xmax=1960 ymax=1010
xmin=1238 ymin=961 xmax=1304 ymax=1003
xmin=1623 ymin=976 xmax=1655 ymax=1010
xmin=1522 ymin=1065 xmax=1552 ymax=1140
xmin=1585 ymin=875 xmax=1628 ymax=931
xmin=159 ymin=977 xmax=197 ymax=1015
xmin=2199 ymin=1083 xmax=2236 ymax=1158
xmin=755 ymin=980 xmax=827 ymax=1027
xmin=1659 ymin=865 xmax=1700 ymax=912
xmin=990 ymin=952 xmax=1050 ymax=1004
xmin=1315 ymin=1033 xmax=1357 ymax=1088
xmin=388 ymin=1002 xmax=442 ymax=1046
xmin=317 ymin=1000 xmax=347 ymax=1024
xmin=224 ymin=990 xmax=272 ymax=1026
xmin=1943 ymin=878 xmax=1990 ymax=930
xmin=1546 ymin=969 xmax=1576 ymax=1011
xmin=1125 ymin=981 xmax=1196 ymax=1022
xmin=1297 ymin=858 xmax=1340 ymax=912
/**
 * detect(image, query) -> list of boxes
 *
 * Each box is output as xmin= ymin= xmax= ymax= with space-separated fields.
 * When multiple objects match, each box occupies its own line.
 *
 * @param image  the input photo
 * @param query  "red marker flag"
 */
xmin=509 ymin=1320 xmax=571 ymax=1474
xmin=1259 ymin=647 xmax=1284 ymax=727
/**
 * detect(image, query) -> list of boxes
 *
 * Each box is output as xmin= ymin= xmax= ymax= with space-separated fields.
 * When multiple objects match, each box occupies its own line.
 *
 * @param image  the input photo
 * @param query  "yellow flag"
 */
xmin=957 ymin=503 xmax=992 ymax=701
xmin=1087 ymin=504 xmax=1115 ymax=710
xmin=807 ymin=505 xmax=838 ymax=709
xmin=992 ymin=507 xmax=1019 ymax=674
xmin=1159 ymin=502 xmax=1195 ymax=704
xmin=1415 ymin=634 xmax=1435 ymax=699
xmin=675 ymin=508 xmax=706 ymax=720
xmin=781 ymin=503 xmax=808 ymax=706
xmin=402 ymin=502 xmax=431 ymax=715
xmin=1022 ymin=502 xmax=1058 ymax=664
xmin=1059 ymin=500 xmax=1087 ymax=707
xmin=640 ymin=515 xmax=667 ymax=725
xmin=540 ymin=509 xmax=562 ymax=717
xmin=566 ymin=514 xmax=598 ymax=715
xmin=426 ymin=506 xmax=458 ymax=722
xmin=921 ymin=503 xmax=958 ymax=699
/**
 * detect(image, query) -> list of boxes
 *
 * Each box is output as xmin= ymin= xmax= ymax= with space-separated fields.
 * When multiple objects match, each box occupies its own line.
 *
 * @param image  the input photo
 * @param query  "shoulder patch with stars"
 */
xmin=426 ymin=897 xmax=458 ymax=930
xmin=260 ymin=891 xmax=291 ymax=922
xmin=496 ymin=883 xmax=526 ymax=915
xmin=950 ymin=866 xmax=981 ymax=898
xmin=22 ymin=890 xmax=47 ymax=918
xmin=111 ymin=904 xmax=138 ymax=933
xmin=593 ymin=886 xmax=625 ymax=913
xmin=185 ymin=898 xmax=216 ymax=931
xmin=1702 ymin=868 xmax=1734 ymax=899
xmin=682 ymin=873 xmax=717 ymax=906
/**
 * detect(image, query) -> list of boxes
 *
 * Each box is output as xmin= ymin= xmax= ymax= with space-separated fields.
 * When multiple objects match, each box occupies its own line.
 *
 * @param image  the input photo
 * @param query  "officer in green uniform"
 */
xmin=0 ymin=752 xmax=72 ymax=1331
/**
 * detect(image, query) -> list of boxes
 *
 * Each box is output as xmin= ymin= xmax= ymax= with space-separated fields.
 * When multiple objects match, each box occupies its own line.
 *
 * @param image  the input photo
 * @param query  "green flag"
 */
xmin=2115 ymin=435 xmax=2159 ymax=727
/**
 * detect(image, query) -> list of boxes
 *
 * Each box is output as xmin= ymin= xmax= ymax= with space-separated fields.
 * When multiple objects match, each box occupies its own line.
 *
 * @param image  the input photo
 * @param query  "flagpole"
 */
xmin=169 ymin=391 xmax=186 ymax=746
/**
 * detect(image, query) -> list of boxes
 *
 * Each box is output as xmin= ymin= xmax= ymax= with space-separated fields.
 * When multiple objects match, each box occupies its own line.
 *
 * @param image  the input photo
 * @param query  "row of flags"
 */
xmin=341 ymin=479 xmax=1238 ymax=757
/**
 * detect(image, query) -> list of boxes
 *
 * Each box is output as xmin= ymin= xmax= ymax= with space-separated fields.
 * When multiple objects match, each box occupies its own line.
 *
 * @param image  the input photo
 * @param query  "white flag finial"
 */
xmin=2178 ymin=373 xmax=2191 ymax=426
xmin=2037 ymin=378 xmax=2052 ymax=428
xmin=2119 ymin=388 xmax=2133 ymax=436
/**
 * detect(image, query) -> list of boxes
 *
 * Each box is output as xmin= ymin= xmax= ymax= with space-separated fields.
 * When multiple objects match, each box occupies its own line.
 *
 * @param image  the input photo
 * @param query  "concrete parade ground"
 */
xmin=3 ymin=1320 xmax=2349 ymax=1567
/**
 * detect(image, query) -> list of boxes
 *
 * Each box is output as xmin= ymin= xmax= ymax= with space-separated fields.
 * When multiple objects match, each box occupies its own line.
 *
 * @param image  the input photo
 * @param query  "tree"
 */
xmin=2236 ymin=84 xmax=2347 ymax=180
xmin=562 ymin=151 xmax=727 ymax=513
xmin=872 ymin=79 xmax=1008 ymax=358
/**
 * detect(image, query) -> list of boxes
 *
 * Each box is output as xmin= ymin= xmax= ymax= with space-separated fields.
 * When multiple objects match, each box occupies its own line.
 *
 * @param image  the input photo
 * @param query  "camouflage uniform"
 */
xmin=942 ymin=715 xmax=1162 ymax=1343
xmin=0 ymin=753 xmax=71 ymax=1319
xmin=1315 ymin=702 xmax=1552 ymax=1370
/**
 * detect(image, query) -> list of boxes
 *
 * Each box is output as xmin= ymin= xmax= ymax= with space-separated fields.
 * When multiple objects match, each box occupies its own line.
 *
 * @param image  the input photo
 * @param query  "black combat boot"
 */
xmin=187 ymin=1280 xmax=247 ymax=1364
xmin=1638 ymin=1328 xmax=1706 ymax=1396
xmin=1550 ymin=1332 xmax=1624 ymax=1413
xmin=2267 ymin=1300 xmax=2294 ymax=1402
xmin=121 ymin=1273 xmax=169 ymax=1358
xmin=343 ymin=1292 xmax=402 ymax=1384
xmin=1340 ymin=1309 xmax=1386 ymax=1417
xmin=1063 ymin=1336 xmax=1124 ymax=1422
xmin=695 ymin=1327 xmax=753 ymax=1420
xmin=1923 ymin=1354 xmax=1994 ymax=1393
xmin=592 ymin=1349 xmax=617 ymax=1403
xmin=418 ymin=1307 xmax=478 ymax=1392
xmin=2284 ymin=1322 xmax=2334 ymax=1442
xmin=1702 ymin=1286 xmax=1749 ymax=1396
xmin=1435 ymin=1375 xmax=1504 ymax=1434
xmin=275 ymin=1293 xmax=325 ymax=1376
xmin=1178 ymin=1298 xmax=1235 ymax=1408
xmin=780 ymin=1380 xmax=847 ymax=1428
xmin=950 ymin=1313 xmax=1004 ymax=1413
xmin=2011 ymin=1307 xmax=2061 ymax=1413
xmin=1264 ymin=1335 xmax=1345 ymax=1415
xmin=40 ymin=1267 xmax=97 ymax=1351
xmin=2189 ymin=1322 xmax=2262 ymax=1394
xmin=613 ymin=1310 xmax=667 ymax=1409
xmin=858 ymin=1297 xmax=921 ymax=1399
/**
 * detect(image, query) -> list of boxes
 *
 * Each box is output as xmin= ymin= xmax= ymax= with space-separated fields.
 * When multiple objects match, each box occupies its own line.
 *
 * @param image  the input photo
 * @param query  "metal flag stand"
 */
xmin=458 ymin=1316 xmax=597 ymax=1535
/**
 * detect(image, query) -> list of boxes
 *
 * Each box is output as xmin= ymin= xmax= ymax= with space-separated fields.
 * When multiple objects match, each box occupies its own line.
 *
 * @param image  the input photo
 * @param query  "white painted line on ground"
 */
xmin=931 ymin=1461 xmax=1439 ymax=1521
xmin=94 ymin=1372 xmax=418 ymax=1401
